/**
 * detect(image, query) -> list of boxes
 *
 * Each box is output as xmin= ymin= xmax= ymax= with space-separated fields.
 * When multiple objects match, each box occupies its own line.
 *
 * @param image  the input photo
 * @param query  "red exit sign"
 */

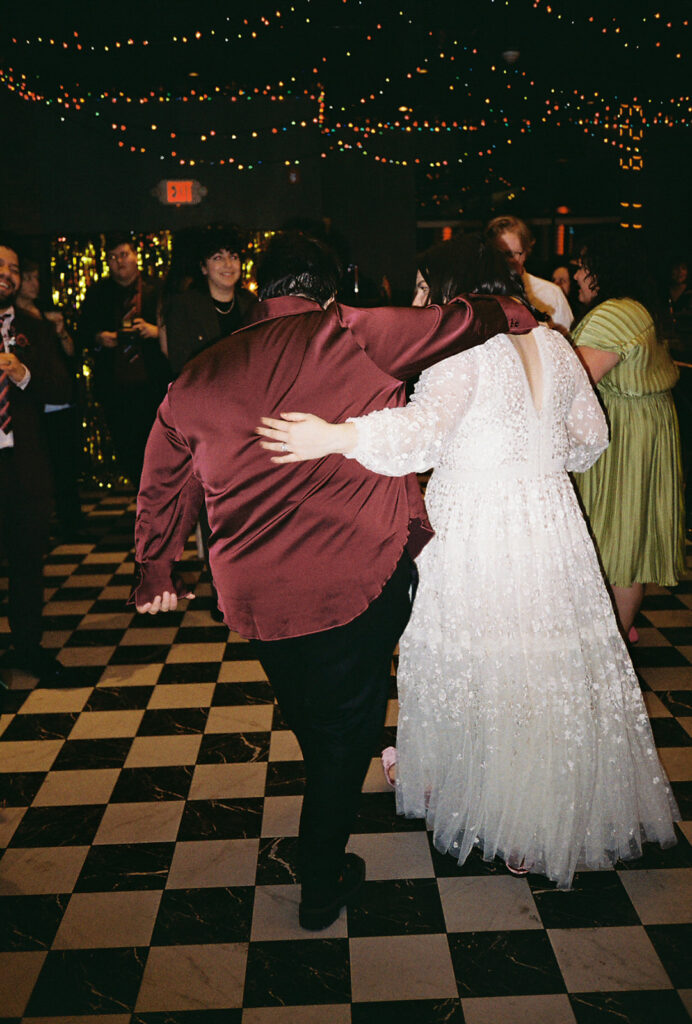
xmin=152 ymin=179 xmax=207 ymax=205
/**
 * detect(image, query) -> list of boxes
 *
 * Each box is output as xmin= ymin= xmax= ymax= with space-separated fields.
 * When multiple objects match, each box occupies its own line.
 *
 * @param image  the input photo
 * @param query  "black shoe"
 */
xmin=12 ymin=648 xmax=74 ymax=688
xmin=299 ymin=854 xmax=366 ymax=931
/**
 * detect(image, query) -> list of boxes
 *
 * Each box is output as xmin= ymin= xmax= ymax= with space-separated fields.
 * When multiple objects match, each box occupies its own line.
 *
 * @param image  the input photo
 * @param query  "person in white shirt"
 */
xmin=486 ymin=215 xmax=573 ymax=334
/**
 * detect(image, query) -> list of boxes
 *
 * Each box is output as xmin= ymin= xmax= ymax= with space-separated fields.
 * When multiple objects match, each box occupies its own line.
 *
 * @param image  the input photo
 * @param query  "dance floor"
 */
xmin=0 ymin=490 xmax=691 ymax=1024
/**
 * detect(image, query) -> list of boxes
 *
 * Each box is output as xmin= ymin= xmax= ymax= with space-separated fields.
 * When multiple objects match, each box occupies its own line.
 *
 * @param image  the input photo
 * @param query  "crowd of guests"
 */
xmin=0 ymin=216 xmax=689 ymax=917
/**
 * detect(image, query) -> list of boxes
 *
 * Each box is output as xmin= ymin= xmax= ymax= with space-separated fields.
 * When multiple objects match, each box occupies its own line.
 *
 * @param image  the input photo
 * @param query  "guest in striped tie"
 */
xmin=0 ymin=238 xmax=74 ymax=686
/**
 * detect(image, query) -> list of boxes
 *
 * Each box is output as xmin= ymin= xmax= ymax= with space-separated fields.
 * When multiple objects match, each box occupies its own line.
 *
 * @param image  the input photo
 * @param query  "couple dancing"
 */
xmin=133 ymin=231 xmax=677 ymax=930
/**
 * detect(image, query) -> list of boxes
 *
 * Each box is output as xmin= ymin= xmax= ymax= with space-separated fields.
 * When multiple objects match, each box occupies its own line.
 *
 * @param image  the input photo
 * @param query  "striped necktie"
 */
xmin=0 ymin=312 xmax=13 ymax=433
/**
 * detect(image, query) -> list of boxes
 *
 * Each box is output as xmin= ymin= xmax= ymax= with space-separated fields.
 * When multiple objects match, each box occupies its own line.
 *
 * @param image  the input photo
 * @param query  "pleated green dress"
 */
xmin=573 ymin=298 xmax=685 ymax=587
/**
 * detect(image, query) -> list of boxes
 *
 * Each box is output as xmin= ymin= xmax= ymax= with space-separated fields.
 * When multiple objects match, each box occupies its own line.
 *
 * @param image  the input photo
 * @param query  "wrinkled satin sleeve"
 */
xmin=564 ymin=350 xmax=610 ymax=473
xmin=346 ymin=350 xmax=479 ymax=476
xmin=130 ymin=391 xmax=205 ymax=606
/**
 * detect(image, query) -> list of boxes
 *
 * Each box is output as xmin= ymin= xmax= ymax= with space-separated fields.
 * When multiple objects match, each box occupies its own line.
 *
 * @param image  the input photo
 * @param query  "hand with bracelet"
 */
xmin=256 ymin=412 xmax=356 ymax=463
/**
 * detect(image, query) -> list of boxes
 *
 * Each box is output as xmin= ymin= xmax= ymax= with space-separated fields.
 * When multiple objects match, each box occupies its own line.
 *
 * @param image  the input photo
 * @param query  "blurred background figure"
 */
xmin=16 ymin=259 xmax=84 ymax=540
xmin=161 ymin=225 xmax=257 ymax=378
xmin=77 ymin=232 xmax=168 ymax=486
xmin=486 ymin=215 xmax=573 ymax=334
xmin=572 ymin=232 xmax=685 ymax=639
xmin=668 ymin=257 xmax=692 ymax=356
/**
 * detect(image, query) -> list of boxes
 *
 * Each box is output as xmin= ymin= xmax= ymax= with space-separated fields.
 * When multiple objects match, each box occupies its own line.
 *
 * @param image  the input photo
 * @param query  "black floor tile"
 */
xmin=177 ymin=798 xmax=264 ymax=840
xmin=354 ymin=792 xmax=426 ymax=833
xmin=0 ymin=771 xmax=45 ymax=807
xmin=659 ymin=626 xmax=692 ymax=646
xmin=110 ymin=765 xmax=194 ymax=803
xmin=243 ymin=938 xmax=351 ymax=1007
xmin=175 ymin=626 xmax=229 ymax=643
xmin=670 ymin=781 xmax=692 ymax=821
xmin=629 ymin=647 xmax=691 ymax=668
xmin=85 ymin=685 xmax=155 ymax=711
xmin=256 ymin=837 xmax=300 ymax=885
xmin=132 ymin=1012 xmax=242 ymax=1024
xmin=52 ymin=736 xmax=135 ymax=770
xmin=1 ymin=712 xmax=77 ymax=741
xmin=352 ymin=1000 xmax=464 ymax=1024
xmin=0 ymin=893 xmax=68 ymax=951
xmin=448 ymin=930 xmax=566 ymax=997
xmin=9 ymin=804 xmax=106 ymax=847
xmin=649 ymin=716 xmax=692 ymax=747
xmin=74 ymin=842 xmax=175 ymax=891
xmin=645 ymin=923 xmax=692 ymax=988
xmin=25 ymin=946 xmax=147 ymax=1015
xmin=265 ymin=761 xmax=306 ymax=796
xmin=531 ymin=872 xmax=640 ymax=928
xmin=109 ymin=645 xmax=170 ymax=665
xmin=223 ymin=643 xmax=258 ymax=661
xmin=212 ymin=680 xmax=275 ymax=705
xmin=158 ymin=662 xmax=220 ymax=684
xmin=348 ymin=878 xmax=447 ymax=937
xmin=151 ymin=885 xmax=254 ymax=944
xmin=197 ymin=732 xmax=270 ymax=764
xmin=138 ymin=708 xmax=209 ymax=736
xmin=657 ymin=690 xmax=692 ymax=717
xmin=570 ymin=990 xmax=691 ymax=1024
xmin=640 ymin=595 xmax=689 ymax=611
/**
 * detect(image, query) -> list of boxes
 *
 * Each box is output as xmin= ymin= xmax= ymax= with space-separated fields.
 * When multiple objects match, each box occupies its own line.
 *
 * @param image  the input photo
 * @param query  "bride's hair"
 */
xmin=418 ymin=234 xmax=544 ymax=318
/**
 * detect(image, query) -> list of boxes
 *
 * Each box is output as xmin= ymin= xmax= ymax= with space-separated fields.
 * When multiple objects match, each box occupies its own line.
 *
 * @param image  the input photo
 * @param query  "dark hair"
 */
xmin=197 ymin=225 xmax=244 ymax=265
xmin=578 ymin=231 xmax=661 ymax=320
xmin=256 ymin=232 xmax=341 ymax=306
xmin=21 ymin=258 xmax=40 ymax=277
xmin=417 ymin=234 xmax=541 ymax=320
xmin=104 ymin=232 xmax=136 ymax=254
xmin=0 ymin=236 xmax=21 ymax=270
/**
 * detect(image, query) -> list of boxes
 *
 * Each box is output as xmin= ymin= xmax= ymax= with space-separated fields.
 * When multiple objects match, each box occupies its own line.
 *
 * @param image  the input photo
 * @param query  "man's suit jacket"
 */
xmin=7 ymin=309 xmax=72 ymax=500
xmin=133 ymin=294 xmax=535 ymax=640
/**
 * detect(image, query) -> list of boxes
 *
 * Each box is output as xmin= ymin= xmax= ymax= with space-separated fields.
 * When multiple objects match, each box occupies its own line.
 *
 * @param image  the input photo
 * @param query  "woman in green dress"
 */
xmin=573 ymin=233 xmax=685 ymax=637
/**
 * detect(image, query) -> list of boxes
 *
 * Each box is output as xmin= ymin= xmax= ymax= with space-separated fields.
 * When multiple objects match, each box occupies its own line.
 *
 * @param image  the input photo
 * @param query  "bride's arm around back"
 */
xmin=563 ymin=342 xmax=610 ymax=473
xmin=347 ymin=350 xmax=480 ymax=477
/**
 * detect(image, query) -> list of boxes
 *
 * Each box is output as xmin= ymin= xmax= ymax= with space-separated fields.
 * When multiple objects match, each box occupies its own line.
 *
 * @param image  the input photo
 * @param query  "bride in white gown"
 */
xmin=257 ymin=235 xmax=679 ymax=889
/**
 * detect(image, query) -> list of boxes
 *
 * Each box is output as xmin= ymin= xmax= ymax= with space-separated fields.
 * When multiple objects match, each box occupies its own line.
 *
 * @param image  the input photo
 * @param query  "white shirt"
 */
xmin=523 ymin=272 xmax=573 ymax=333
xmin=0 ymin=307 xmax=31 ymax=450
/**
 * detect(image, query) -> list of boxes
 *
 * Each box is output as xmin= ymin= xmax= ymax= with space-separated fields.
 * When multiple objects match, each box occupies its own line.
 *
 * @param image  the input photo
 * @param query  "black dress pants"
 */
xmin=250 ymin=553 xmax=416 ymax=897
xmin=0 ymin=449 xmax=49 ymax=655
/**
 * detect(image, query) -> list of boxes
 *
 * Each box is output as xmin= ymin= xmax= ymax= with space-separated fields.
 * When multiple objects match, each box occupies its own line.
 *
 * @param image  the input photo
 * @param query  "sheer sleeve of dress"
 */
xmin=346 ymin=349 xmax=479 ymax=476
xmin=564 ymin=350 xmax=610 ymax=472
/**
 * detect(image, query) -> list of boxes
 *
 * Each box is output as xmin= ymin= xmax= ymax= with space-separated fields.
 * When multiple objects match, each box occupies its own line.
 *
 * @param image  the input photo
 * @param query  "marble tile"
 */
xmin=18 ymin=689 xmax=91 ymax=715
xmin=32 ymin=768 xmax=120 ymax=806
xmin=348 ymin=832 xmax=435 ymax=880
xmin=212 ymin=681 xmax=275 ymax=706
xmin=348 ymin=878 xmax=446 ymax=937
xmin=618 ymin=868 xmax=692 ymax=924
xmin=642 ymin=691 xmax=673 ymax=717
xmin=151 ymin=885 xmax=253 ymax=945
xmin=461 ymin=994 xmax=576 ymax=1024
xmin=0 ymin=806 xmax=27 ymax=848
xmin=204 ymin=704 xmax=274 ymax=733
xmin=147 ymin=683 xmax=215 ymax=709
xmin=9 ymin=804 xmax=105 ymax=848
xmin=658 ymin=746 xmax=692 ymax=780
xmin=250 ymin=883 xmax=347 ymax=941
xmin=350 ymin=999 xmax=464 ymax=1023
xmin=531 ymin=872 xmax=639 ymax=929
xmin=188 ymin=762 xmax=268 ymax=800
xmin=58 ymin=645 xmax=117 ymax=666
xmin=74 ymin=842 xmax=174 ymax=892
xmin=177 ymin=798 xmax=264 ymax=841
xmin=268 ymin=730 xmax=302 ymax=762
xmin=94 ymin=801 xmax=185 ymax=845
xmin=0 ymin=772 xmax=45 ymax=808
xmin=124 ymin=734 xmax=202 ymax=768
xmin=362 ymin=756 xmax=394 ymax=794
xmin=197 ymin=732 xmax=270 ymax=764
xmin=244 ymin=1007 xmax=350 ymax=1024
xmin=261 ymin=795 xmax=302 ymax=838
xmin=680 ymin=716 xmax=692 ymax=738
xmin=448 ymin=930 xmax=565 ymax=997
xmin=158 ymin=662 xmax=220 ymax=685
xmin=166 ymin=643 xmax=226 ymax=664
xmin=69 ymin=709 xmax=144 ymax=739
xmin=0 ymin=893 xmax=69 ymax=951
xmin=645 ymin=923 xmax=692 ymax=988
xmin=217 ymin=659 xmax=267 ymax=682
xmin=439 ymin=876 xmax=542 ymax=932
xmin=354 ymin=792 xmax=426 ymax=834
xmin=0 ymin=950 xmax=47 ymax=1015
xmin=569 ymin=990 xmax=691 ymax=1024
xmin=43 ymin=600 xmax=96 ymax=616
xmin=548 ymin=926 xmax=672 ymax=991
xmin=25 ymin=947 xmax=147 ymax=1015
xmin=85 ymin=686 xmax=154 ymax=711
xmin=166 ymin=838 xmax=259 ymax=889
xmin=0 ymin=846 xmax=89 ymax=895
xmin=120 ymin=627 xmax=179 ymax=646
xmin=1 ymin=712 xmax=77 ymax=742
xmin=52 ymin=737 xmax=133 ymax=771
xmin=110 ymin=766 xmax=193 ymax=803
xmin=350 ymin=934 xmax=458 ymax=1001
xmin=244 ymin=938 xmax=350 ymax=1007
xmin=256 ymin=837 xmax=300 ymax=886
xmin=98 ymin=664 xmax=163 ymax=687
xmin=265 ymin=761 xmax=306 ymax=796
xmin=52 ymin=890 xmax=162 ymax=947
xmin=137 ymin=709 xmax=208 ymax=736
xmin=638 ymin=666 xmax=692 ymax=691
xmin=135 ymin=943 xmax=247 ymax=1011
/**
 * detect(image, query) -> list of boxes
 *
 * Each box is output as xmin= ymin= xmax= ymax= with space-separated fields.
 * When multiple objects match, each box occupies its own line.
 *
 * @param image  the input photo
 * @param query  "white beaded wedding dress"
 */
xmin=348 ymin=325 xmax=679 ymax=888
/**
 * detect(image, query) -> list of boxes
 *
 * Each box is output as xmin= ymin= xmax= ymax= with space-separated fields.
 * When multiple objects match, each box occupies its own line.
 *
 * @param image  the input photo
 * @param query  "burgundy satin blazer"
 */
xmin=133 ymin=294 xmax=535 ymax=639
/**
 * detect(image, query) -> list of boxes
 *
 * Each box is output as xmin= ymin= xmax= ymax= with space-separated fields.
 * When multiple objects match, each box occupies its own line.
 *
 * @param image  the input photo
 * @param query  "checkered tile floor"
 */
xmin=1 ymin=490 xmax=691 ymax=1024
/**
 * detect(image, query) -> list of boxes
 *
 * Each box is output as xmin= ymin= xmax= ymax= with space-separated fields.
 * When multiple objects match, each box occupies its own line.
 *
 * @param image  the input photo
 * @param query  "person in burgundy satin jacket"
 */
xmin=132 ymin=232 xmax=536 ymax=930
